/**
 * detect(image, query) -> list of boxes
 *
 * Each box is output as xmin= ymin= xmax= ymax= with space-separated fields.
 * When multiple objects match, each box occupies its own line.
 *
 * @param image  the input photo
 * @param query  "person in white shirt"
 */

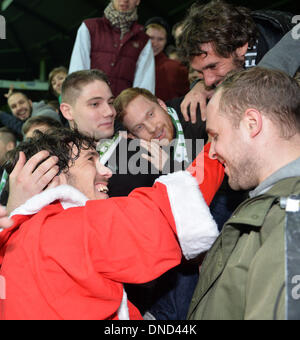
xmin=69 ymin=0 xmax=155 ymax=97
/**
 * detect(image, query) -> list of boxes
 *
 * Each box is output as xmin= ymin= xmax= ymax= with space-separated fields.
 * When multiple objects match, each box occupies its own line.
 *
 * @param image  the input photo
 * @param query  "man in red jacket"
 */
xmin=0 ymin=128 xmax=222 ymax=320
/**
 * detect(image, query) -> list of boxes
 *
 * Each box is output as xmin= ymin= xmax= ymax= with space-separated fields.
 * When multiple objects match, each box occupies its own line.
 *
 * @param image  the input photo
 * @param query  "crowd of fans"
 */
xmin=0 ymin=0 xmax=299 ymax=321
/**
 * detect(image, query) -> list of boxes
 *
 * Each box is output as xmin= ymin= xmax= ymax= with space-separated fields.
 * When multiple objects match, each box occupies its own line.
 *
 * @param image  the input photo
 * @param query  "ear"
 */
xmin=6 ymin=141 xmax=15 ymax=152
xmin=235 ymin=42 xmax=249 ymax=58
xmin=157 ymin=98 xmax=168 ymax=112
xmin=60 ymin=103 xmax=74 ymax=121
xmin=243 ymin=108 xmax=262 ymax=138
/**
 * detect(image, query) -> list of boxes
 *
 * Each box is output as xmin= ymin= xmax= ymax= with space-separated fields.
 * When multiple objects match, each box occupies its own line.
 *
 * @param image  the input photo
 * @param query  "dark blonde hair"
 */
xmin=114 ymin=87 xmax=159 ymax=122
xmin=61 ymin=69 xmax=110 ymax=106
xmin=217 ymin=67 xmax=300 ymax=139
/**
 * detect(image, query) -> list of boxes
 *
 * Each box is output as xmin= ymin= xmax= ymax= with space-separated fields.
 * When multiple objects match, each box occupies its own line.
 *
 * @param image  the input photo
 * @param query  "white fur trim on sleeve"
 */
xmin=155 ymin=171 xmax=219 ymax=260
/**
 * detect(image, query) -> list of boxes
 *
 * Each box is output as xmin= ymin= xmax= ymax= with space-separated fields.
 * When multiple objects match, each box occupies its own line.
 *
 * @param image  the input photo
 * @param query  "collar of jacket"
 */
xmin=9 ymin=185 xmax=88 ymax=218
xmin=227 ymin=176 xmax=300 ymax=228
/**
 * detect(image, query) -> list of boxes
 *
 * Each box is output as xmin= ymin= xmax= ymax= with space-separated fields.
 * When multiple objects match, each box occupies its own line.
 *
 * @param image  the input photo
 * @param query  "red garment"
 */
xmin=188 ymin=143 xmax=225 ymax=206
xmin=85 ymin=17 xmax=148 ymax=96
xmin=0 ymin=167 xmax=221 ymax=320
xmin=155 ymin=52 xmax=190 ymax=102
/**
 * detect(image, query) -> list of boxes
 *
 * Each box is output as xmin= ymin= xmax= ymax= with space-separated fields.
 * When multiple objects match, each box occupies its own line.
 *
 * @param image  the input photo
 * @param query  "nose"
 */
xmin=150 ymin=37 xmax=157 ymax=47
xmin=102 ymin=102 xmax=116 ymax=118
xmin=16 ymin=103 xmax=24 ymax=112
xmin=96 ymin=160 xmax=113 ymax=179
xmin=203 ymin=70 xmax=219 ymax=88
xmin=144 ymin=121 xmax=156 ymax=134
xmin=208 ymin=142 xmax=218 ymax=160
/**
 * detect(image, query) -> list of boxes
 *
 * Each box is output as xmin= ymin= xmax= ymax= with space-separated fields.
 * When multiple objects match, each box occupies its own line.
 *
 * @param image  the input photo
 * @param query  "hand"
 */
xmin=6 ymin=151 xmax=60 ymax=214
xmin=4 ymin=85 xmax=14 ymax=99
xmin=0 ymin=205 xmax=13 ymax=230
xmin=180 ymin=80 xmax=215 ymax=123
xmin=140 ymin=140 xmax=169 ymax=172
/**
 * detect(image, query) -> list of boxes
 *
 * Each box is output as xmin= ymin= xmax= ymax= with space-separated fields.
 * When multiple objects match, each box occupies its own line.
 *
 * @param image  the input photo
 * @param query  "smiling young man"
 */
xmin=177 ymin=0 xmax=294 ymax=123
xmin=0 ymin=127 xmax=220 ymax=320
xmin=188 ymin=67 xmax=300 ymax=320
xmin=0 ymin=92 xmax=61 ymax=140
xmin=114 ymin=87 xmax=208 ymax=169
xmin=60 ymin=70 xmax=116 ymax=141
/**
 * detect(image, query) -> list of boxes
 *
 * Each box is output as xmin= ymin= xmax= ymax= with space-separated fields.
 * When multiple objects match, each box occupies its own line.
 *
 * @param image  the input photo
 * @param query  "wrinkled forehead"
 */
xmin=124 ymin=95 xmax=156 ymax=119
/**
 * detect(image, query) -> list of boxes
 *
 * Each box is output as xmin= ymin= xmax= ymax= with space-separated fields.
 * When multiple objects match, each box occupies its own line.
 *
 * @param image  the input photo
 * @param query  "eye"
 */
xmin=135 ymin=125 xmax=143 ymax=132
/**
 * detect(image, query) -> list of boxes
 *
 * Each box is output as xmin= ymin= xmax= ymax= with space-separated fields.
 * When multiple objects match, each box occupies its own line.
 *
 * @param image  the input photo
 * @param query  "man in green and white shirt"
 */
xmin=113 ymin=87 xmax=208 ymax=171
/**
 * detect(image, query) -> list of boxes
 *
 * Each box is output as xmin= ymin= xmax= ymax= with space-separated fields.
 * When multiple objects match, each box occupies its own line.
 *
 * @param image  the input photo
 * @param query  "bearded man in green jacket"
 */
xmin=188 ymin=67 xmax=300 ymax=320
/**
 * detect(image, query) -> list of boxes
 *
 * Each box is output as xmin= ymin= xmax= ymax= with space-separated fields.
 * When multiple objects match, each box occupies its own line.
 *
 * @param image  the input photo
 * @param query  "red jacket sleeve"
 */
xmin=187 ymin=142 xmax=224 ymax=206
xmin=74 ymin=171 xmax=218 ymax=284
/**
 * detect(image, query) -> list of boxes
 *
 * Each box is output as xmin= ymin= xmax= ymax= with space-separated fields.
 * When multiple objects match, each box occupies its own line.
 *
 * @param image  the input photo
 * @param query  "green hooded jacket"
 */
xmin=188 ymin=176 xmax=300 ymax=320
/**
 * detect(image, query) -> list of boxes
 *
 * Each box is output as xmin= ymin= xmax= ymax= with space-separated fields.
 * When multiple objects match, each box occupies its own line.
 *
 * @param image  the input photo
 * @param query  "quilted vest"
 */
xmin=84 ymin=17 xmax=149 ymax=96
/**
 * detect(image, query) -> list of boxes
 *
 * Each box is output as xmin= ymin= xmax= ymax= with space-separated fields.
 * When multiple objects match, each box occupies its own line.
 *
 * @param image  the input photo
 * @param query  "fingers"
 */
xmin=32 ymin=155 xmax=59 ymax=180
xmin=0 ymin=216 xmax=13 ymax=230
xmin=10 ymin=151 xmax=27 ymax=178
xmin=11 ymin=151 xmax=49 ymax=179
xmin=199 ymin=97 xmax=207 ymax=122
xmin=13 ymin=151 xmax=59 ymax=187
xmin=141 ymin=154 xmax=151 ymax=163
xmin=140 ymin=139 xmax=160 ymax=154
xmin=36 ymin=165 xmax=60 ymax=190
xmin=180 ymin=98 xmax=190 ymax=122
xmin=46 ymin=176 xmax=61 ymax=190
xmin=140 ymin=140 xmax=168 ymax=172
xmin=7 ymin=151 xmax=60 ymax=214
xmin=0 ymin=206 xmax=13 ymax=229
xmin=189 ymin=101 xmax=198 ymax=124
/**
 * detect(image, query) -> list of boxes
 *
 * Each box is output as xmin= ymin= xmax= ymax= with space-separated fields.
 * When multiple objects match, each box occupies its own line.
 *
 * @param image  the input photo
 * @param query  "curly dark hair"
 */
xmin=4 ymin=128 xmax=97 ymax=176
xmin=177 ymin=0 xmax=258 ymax=63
